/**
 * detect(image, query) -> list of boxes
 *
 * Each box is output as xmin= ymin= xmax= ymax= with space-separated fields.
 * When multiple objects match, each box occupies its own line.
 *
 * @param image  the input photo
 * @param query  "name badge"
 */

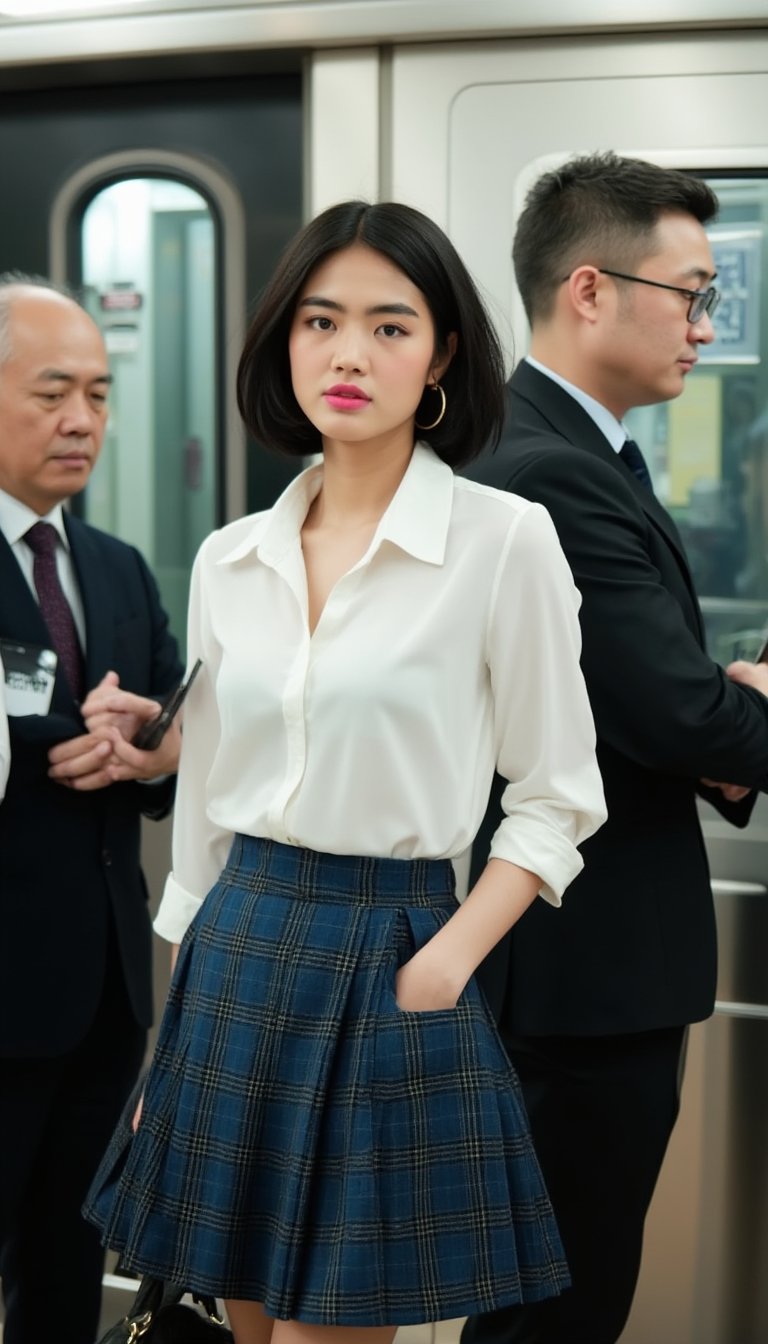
xmin=0 ymin=639 xmax=58 ymax=716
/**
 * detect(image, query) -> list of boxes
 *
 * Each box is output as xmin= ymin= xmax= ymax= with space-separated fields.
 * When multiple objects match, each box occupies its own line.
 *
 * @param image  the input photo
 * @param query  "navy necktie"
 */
xmin=24 ymin=521 xmax=85 ymax=702
xmin=620 ymin=438 xmax=653 ymax=491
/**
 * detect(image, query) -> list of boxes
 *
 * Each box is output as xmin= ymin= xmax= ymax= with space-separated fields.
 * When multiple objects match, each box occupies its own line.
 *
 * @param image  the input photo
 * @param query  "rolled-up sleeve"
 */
xmin=153 ymin=540 xmax=233 ymax=944
xmin=486 ymin=503 xmax=607 ymax=904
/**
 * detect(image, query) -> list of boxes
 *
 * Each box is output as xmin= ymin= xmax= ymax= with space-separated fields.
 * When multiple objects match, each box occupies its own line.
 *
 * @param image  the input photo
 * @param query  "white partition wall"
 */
xmin=304 ymin=28 xmax=768 ymax=1344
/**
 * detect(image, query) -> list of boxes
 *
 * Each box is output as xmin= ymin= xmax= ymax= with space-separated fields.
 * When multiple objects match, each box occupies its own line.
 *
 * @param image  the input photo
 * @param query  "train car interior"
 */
xmin=1 ymin=3 xmax=767 ymax=1340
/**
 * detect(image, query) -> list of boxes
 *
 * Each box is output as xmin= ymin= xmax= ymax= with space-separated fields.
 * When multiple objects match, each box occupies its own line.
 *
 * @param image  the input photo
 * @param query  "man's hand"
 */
xmin=47 ymin=670 xmax=181 ymax=789
xmin=700 ymin=777 xmax=752 ymax=803
xmin=697 ymin=658 xmax=768 ymax=802
xmin=79 ymin=670 xmax=145 ymax=742
xmin=726 ymin=658 xmax=768 ymax=695
xmin=47 ymin=731 xmax=116 ymax=791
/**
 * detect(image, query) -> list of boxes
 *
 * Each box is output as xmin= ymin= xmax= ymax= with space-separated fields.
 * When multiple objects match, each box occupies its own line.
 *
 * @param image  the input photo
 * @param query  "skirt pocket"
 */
xmin=369 ymin=905 xmax=570 ymax=1321
xmin=378 ymin=904 xmax=471 ymax=1014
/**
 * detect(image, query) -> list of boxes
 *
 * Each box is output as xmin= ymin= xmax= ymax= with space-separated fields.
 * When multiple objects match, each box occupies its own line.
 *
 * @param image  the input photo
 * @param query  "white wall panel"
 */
xmin=1 ymin=2 xmax=767 ymax=66
xmin=389 ymin=34 xmax=768 ymax=367
xmin=307 ymin=48 xmax=380 ymax=214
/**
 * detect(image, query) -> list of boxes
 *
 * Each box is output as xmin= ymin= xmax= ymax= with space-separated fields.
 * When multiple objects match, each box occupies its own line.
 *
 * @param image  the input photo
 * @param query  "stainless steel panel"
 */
xmin=694 ymin=883 xmax=768 ymax=1344
xmin=691 ymin=1011 xmax=768 ymax=1344
xmin=711 ymin=879 xmax=768 ymax=1008
xmin=623 ymin=882 xmax=768 ymax=1344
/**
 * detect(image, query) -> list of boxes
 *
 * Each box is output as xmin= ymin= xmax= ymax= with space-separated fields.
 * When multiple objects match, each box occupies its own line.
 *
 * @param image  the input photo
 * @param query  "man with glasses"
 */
xmin=462 ymin=152 xmax=768 ymax=1344
xmin=596 ymin=267 xmax=720 ymax=323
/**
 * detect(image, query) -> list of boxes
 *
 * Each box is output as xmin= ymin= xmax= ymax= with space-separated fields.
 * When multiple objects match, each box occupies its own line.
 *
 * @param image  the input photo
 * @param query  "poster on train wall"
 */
xmin=666 ymin=374 xmax=721 ymax=508
xmin=703 ymin=226 xmax=762 ymax=365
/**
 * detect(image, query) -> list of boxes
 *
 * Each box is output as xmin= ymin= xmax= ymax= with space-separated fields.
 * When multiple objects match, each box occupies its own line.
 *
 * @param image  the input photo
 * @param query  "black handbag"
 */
xmin=97 ymin=1275 xmax=234 ymax=1342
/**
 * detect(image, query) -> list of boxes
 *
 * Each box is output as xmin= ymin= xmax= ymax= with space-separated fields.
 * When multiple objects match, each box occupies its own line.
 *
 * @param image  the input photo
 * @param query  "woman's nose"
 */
xmin=331 ymin=333 xmax=368 ymax=373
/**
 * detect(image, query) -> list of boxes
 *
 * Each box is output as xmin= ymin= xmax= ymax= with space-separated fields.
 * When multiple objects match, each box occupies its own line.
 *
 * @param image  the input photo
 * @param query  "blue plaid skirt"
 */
xmin=85 ymin=836 xmax=569 ymax=1325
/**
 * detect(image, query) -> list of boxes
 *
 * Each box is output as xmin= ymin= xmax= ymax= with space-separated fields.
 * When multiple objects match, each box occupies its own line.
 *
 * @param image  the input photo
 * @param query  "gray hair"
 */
xmin=0 ymin=272 xmax=78 ymax=365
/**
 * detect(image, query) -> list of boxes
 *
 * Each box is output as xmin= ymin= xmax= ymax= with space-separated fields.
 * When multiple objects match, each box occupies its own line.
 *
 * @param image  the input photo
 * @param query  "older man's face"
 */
xmin=0 ymin=289 xmax=110 ymax=515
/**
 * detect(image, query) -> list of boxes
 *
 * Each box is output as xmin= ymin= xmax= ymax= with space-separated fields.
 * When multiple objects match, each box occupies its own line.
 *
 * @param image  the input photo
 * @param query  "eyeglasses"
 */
xmin=598 ymin=269 xmax=720 ymax=324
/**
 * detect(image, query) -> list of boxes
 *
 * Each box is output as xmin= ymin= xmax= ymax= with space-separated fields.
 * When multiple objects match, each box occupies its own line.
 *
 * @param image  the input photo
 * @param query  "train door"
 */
xmin=372 ymin=27 xmax=768 ymax=1344
xmin=0 ymin=59 xmax=304 ymax=1327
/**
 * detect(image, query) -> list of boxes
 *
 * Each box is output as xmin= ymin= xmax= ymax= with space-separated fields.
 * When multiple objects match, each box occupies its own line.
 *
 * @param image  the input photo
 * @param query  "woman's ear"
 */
xmin=431 ymin=330 xmax=458 ymax=383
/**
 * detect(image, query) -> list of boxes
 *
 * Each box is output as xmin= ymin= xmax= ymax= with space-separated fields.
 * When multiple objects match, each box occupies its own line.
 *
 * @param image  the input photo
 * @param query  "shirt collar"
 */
xmin=372 ymin=442 xmax=453 ymax=564
xmin=219 ymin=443 xmax=454 ymax=569
xmin=0 ymin=488 xmax=70 ymax=549
xmin=525 ymin=355 xmax=629 ymax=454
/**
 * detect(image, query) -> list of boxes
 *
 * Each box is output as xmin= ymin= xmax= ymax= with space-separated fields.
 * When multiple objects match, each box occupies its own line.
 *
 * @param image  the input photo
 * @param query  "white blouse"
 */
xmin=154 ymin=444 xmax=606 ymax=943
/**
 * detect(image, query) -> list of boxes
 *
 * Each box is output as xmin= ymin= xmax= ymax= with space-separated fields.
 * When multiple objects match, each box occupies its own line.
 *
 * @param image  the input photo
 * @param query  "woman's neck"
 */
xmin=310 ymin=436 xmax=414 ymax=530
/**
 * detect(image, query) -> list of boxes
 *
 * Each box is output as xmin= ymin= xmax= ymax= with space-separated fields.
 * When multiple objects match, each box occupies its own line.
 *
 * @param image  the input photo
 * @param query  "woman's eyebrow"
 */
xmin=297 ymin=296 xmax=420 ymax=317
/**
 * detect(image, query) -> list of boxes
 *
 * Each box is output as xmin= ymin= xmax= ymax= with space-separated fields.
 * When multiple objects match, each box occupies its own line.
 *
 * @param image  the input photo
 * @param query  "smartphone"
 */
xmin=131 ymin=658 xmax=203 ymax=751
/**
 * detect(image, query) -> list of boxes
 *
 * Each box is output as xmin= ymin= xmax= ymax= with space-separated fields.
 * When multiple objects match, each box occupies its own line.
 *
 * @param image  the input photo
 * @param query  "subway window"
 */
xmin=626 ymin=175 xmax=768 ymax=664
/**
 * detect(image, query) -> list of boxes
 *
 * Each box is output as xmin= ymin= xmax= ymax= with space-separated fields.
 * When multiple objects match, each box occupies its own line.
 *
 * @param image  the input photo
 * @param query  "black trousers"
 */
xmin=461 ymin=1026 xmax=687 ymax=1344
xmin=0 ymin=930 xmax=146 ymax=1344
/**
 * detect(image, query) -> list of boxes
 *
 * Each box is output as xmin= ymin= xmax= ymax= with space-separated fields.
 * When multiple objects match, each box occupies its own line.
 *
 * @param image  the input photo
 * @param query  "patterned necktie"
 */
xmin=24 ymin=521 xmax=85 ymax=702
xmin=619 ymin=438 xmax=653 ymax=491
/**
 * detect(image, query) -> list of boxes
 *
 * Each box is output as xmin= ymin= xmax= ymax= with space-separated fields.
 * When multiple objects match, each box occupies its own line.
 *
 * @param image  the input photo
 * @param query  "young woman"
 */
xmin=86 ymin=201 xmax=606 ymax=1344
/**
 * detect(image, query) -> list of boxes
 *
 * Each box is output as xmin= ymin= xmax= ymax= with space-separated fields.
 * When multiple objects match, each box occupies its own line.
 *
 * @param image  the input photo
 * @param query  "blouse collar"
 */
xmin=219 ymin=443 xmax=454 ymax=570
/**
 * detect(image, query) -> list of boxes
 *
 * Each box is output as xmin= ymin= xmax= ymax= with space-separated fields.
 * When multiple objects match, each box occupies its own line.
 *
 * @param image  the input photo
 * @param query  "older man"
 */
xmin=0 ymin=276 xmax=184 ymax=1344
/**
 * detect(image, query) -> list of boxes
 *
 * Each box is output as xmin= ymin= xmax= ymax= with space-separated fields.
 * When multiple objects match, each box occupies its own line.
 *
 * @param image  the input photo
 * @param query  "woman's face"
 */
xmin=288 ymin=242 xmax=449 ymax=454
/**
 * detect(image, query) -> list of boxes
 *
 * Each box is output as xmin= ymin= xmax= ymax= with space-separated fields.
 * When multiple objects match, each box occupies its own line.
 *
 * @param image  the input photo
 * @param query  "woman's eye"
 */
xmin=309 ymin=316 xmax=335 ymax=331
xmin=377 ymin=323 xmax=405 ymax=338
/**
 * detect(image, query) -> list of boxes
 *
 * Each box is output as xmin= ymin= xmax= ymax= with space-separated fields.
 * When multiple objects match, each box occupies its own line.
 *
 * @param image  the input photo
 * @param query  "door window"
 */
xmin=79 ymin=176 xmax=217 ymax=654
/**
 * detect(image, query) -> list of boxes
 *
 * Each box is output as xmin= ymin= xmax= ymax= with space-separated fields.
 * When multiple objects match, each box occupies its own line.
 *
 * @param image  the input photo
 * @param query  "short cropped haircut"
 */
xmin=513 ymin=152 xmax=719 ymax=325
xmin=236 ymin=201 xmax=506 ymax=467
xmin=0 ymin=272 xmax=77 ymax=365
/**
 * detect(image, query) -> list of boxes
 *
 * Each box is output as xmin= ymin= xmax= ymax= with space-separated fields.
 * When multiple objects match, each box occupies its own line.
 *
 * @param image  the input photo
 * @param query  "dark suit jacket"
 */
xmin=0 ymin=513 xmax=182 ymax=1058
xmin=466 ymin=361 xmax=768 ymax=1036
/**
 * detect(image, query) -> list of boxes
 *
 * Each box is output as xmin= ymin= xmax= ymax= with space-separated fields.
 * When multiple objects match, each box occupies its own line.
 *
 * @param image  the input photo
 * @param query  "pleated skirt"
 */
xmin=85 ymin=835 xmax=569 ymax=1325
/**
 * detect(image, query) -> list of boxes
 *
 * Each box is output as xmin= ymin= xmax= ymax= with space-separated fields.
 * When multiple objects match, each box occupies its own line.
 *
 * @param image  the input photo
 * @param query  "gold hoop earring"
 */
xmin=415 ymin=382 xmax=446 ymax=431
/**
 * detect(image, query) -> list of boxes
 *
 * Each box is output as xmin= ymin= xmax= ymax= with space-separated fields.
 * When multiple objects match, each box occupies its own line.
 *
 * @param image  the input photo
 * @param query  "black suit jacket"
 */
xmin=466 ymin=361 xmax=768 ymax=1036
xmin=0 ymin=513 xmax=183 ymax=1057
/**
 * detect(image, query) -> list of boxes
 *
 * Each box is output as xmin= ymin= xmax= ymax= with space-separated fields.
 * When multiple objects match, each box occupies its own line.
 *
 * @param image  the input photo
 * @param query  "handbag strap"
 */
xmin=132 ymin=1276 xmax=183 ymax=1313
xmin=192 ymin=1292 xmax=227 ymax=1323
xmin=122 ymin=1287 xmax=226 ymax=1337
xmin=119 ymin=1278 xmax=180 ymax=1341
xmin=125 ymin=1314 xmax=153 ymax=1342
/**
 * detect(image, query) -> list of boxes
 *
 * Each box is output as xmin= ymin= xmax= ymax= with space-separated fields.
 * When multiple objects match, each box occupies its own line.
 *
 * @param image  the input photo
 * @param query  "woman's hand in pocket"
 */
xmin=394 ymin=946 xmax=465 ymax=1012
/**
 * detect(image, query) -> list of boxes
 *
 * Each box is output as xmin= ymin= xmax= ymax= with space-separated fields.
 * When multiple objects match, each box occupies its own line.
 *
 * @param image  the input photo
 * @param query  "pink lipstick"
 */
xmin=324 ymin=383 xmax=371 ymax=411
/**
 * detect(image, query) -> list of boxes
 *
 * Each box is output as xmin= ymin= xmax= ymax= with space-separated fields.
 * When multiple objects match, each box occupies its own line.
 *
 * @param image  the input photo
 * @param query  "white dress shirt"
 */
xmin=0 ymin=489 xmax=87 ymax=645
xmin=525 ymin=356 xmax=629 ymax=453
xmin=0 ymin=490 xmax=83 ymax=793
xmin=154 ymin=444 xmax=606 ymax=943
